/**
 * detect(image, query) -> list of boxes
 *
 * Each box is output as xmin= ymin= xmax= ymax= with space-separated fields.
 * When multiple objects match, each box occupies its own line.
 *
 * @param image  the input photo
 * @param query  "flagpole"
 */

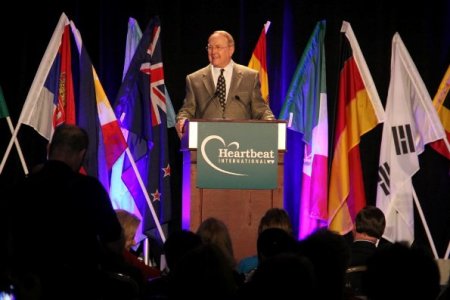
xmin=412 ymin=187 xmax=439 ymax=259
xmin=0 ymin=124 xmax=22 ymax=174
xmin=5 ymin=117 xmax=28 ymax=175
xmin=124 ymin=147 xmax=166 ymax=243
xmin=264 ymin=21 xmax=271 ymax=34
xmin=445 ymin=241 xmax=450 ymax=259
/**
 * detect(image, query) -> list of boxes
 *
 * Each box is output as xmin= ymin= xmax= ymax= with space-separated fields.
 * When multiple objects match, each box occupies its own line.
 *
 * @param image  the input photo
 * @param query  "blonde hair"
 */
xmin=115 ymin=209 xmax=140 ymax=244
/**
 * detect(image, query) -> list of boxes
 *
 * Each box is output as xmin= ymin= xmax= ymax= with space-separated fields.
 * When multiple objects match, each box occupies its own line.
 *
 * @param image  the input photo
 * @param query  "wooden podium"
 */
xmin=181 ymin=120 xmax=286 ymax=261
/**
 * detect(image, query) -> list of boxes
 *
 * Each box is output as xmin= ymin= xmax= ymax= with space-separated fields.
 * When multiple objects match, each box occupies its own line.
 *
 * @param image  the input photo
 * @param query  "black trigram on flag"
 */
xmin=392 ymin=124 xmax=415 ymax=155
xmin=378 ymin=161 xmax=390 ymax=196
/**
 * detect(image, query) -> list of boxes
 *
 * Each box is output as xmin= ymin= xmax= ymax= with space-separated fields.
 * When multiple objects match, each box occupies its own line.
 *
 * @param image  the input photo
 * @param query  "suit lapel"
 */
xmin=200 ymin=66 xmax=215 ymax=98
xmin=228 ymin=64 xmax=243 ymax=103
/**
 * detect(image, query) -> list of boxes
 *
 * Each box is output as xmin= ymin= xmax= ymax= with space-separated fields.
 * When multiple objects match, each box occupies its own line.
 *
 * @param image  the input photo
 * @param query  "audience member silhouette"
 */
xmin=196 ymin=217 xmax=245 ymax=287
xmin=237 ymin=207 xmax=293 ymax=278
xmin=298 ymin=228 xmax=351 ymax=300
xmin=239 ymin=252 xmax=316 ymax=300
xmin=115 ymin=209 xmax=161 ymax=281
xmin=346 ymin=206 xmax=386 ymax=297
xmin=237 ymin=227 xmax=299 ymax=298
xmin=144 ymin=230 xmax=203 ymax=300
xmin=170 ymin=243 xmax=239 ymax=300
xmin=363 ymin=242 xmax=441 ymax=300
xmin=349 ymin=206 xmax=386 ymax=266
xmin=196 ymin=217 xmax=236 ymax=270
xmin=9 ymin=124 xmax=124 ymax=299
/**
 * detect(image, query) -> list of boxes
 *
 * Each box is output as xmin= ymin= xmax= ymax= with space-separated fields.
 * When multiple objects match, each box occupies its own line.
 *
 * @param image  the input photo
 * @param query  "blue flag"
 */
xmin=114 ymin=16 xmax=172 ymax=235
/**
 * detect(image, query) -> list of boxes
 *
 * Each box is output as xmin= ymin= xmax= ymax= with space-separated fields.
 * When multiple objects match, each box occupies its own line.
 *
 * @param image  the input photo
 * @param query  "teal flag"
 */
xmin=278 ymin=20 xmax=329 ymax=239
xmin=0 ymin=86 xmax=9 ymax=119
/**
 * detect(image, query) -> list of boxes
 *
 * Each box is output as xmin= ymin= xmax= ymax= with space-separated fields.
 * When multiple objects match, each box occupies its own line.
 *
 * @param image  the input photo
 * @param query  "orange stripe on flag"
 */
xmin=248 ymin=24 xmax=269 ymax=102
xmin=328 ymin=32 xmax=382 ymax=234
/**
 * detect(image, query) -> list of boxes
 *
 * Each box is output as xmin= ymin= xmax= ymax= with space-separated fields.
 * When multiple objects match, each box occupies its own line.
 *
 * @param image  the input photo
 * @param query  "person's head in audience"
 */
xmin=163 ymin=230 xmax=202 ymax=273
xmin=258 ymin=208 xmax=293 ymax=236
xmin=170 ymin=243 xmax=238 ymax=300
xmin=196 ymin=217 xmax=236 ymax=269
xmin=115 ymin=209 xmax=140 ymax=251
xmin=48 ymin=124 xmax=88 ymax=172
xmin=363 ymin=242 xmax=440 ymax=300
xmin=248 ymin=252 xmax=316 ymax=299
xmin=257 ymin=227 xmax=297 ymax=264
xmin=353 ymin=206 xmax=386 ymax=243
xmin=298 ymin=228 xmax=351 ymax=300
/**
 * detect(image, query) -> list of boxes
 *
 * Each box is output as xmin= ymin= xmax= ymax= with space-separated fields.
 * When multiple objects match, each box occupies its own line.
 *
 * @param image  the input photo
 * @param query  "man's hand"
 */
xmin=176 ymin=118 xmax=186 ymax=139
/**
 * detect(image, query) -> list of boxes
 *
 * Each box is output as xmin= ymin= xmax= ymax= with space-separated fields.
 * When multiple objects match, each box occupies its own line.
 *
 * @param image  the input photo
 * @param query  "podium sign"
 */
xmin=197 ymin=122 xmax=278 ymax=189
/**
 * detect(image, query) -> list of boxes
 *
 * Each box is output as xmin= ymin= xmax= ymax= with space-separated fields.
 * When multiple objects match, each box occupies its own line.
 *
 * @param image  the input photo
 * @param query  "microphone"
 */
xmin=201 ymin=91 xmax=219 ymax=117
xmin=234 ymin=94 xmax=247 ymax=113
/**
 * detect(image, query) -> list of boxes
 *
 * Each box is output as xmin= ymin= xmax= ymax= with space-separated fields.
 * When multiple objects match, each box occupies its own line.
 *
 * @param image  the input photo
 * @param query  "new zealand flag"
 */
xmin=114 ymin=16 xmax=172 ymax=238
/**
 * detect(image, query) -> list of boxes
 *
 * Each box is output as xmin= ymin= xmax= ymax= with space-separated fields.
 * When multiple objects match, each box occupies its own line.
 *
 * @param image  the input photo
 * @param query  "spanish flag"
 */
xmin=248 ymin=21 xmax=270 ymax=102
xmin=328 ymin=21 xmax=385 ymax=234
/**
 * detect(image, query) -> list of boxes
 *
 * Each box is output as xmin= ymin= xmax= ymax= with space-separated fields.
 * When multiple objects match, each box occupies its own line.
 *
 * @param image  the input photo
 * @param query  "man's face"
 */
xmin=207 ymin=33 xmax=234 ymax=68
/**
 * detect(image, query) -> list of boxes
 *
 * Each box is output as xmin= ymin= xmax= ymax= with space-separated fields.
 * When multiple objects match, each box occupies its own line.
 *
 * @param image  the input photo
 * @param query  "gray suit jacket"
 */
xmin=176 ymin=64 xmax=275 ymax=120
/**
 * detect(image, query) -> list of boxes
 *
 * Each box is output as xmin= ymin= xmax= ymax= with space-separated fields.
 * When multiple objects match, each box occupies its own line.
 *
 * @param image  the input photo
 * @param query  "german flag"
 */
xmin=328 ymin=22 xmax=385 ymax=234
xmin=248 ymin=21 xmax=270 ymax=102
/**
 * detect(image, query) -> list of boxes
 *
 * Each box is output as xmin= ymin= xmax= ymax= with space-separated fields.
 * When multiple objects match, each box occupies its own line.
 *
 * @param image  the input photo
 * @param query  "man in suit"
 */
xmin=176 ymin=30 xmax=275 ymax=137
xmin=346 ymin=205 xmax=387 ymax=297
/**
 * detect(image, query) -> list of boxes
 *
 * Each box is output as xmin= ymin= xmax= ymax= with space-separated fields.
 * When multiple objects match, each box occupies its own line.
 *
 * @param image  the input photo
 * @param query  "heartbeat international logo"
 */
xmin=197 ymin=122 xmax=279 ymax=189
xmin=201 ymin=135 xmax=275 ymax=177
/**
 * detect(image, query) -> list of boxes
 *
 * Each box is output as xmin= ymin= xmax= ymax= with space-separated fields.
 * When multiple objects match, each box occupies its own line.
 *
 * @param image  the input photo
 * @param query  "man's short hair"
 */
xmin=355 ymin=206 xmax=386 ymax=239
xmin=48 ymin=124 xmax=89 ymax=157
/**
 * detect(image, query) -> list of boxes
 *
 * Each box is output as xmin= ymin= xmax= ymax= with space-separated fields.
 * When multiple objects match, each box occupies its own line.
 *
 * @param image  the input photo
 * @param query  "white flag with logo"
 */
xmin=376 ymin=33 xmax=445 ymax=245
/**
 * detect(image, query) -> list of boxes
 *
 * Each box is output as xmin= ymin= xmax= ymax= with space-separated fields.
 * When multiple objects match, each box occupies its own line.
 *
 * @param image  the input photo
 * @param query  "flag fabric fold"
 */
xmin=248 ymin=21 xmax=270 ymax=102
xmin=278 ymin=20 xmax=328 ymax=239
xmin=0 ymin=86 xmax=9 ymax=119
xmin=15 ymin=13 xmax=73 ymax=140
xmin=430 ymin=66 xmax=450 ymax=159
xmin=376 ymin=33 xmax=446 ymax=244
xmin=70 ymin=21 xmax=128 ymax=190
xmin=1 ymin=13 xmax=75 ymax=174
xmin=114 ymin=16 xmax=172 ymax=234
xmin=328 ymin=21 xmax=385 ymax=235
xmin=110 ymin=17 xmax=144 ymax=214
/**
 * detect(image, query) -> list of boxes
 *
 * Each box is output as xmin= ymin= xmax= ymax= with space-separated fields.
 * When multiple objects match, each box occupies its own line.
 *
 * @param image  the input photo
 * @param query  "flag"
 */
xmin=114 ymin=16 xmax=172 ymax=234
xmin=248 ymin=21 xmax=270 ymax=102
xmin=122 ymin=17 xmax=143 ymax=80
xmin=0 ymin=86 xmax=9 ymax=119
xmin=328 ymin=21 xmax=385 ymax=234
xmin=0 ymin=86 xmax=28 ymax=175
xmin=110 ymin=17 xmax=144 ymax=213
xmin=278 ymin=20 xmax=328 ymax=239
xmin=70 ymin=22 xmax=128 ymax=189
xmin=376 ymin=33 xmax=446 ymax=244
xmin=430 ymin=66 xmax=450 ymax=159
xmin=14 ymin=13 xmax=74 ymax=140
xmin=1 ymin=13 xmax=74 ymax=173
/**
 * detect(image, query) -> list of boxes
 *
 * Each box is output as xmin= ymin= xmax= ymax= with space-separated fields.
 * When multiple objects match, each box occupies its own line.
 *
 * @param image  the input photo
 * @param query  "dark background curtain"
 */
xmin=1 ymin=0 xmax=449 ymax=256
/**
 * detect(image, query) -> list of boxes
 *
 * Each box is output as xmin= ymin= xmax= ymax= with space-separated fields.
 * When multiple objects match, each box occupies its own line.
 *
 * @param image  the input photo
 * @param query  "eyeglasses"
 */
xmin=205 ymin=45 xmax=229 ymax=52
